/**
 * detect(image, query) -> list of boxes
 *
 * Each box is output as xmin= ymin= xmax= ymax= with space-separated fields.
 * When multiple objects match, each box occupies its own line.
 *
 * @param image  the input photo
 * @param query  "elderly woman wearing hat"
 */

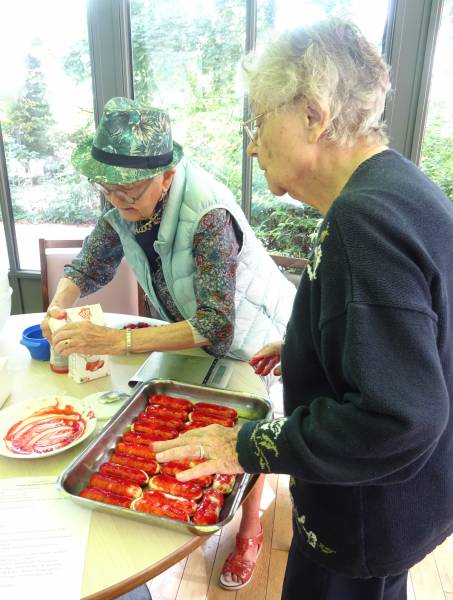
xmin=41 ymin=96 xmax=295 ymax=592
xmin=43 ymin=97 xmax=294 ymax=361
xmin=150 ymin=18 xmax=453 ymax=600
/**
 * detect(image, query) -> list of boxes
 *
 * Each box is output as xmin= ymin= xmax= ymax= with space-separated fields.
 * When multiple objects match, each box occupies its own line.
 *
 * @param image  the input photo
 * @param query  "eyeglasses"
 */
xmin=91 ymin=178 xmax=154 ymax=205
xmin=241 ymin=97 xmax=304 ymax=145
xmin=240 ymin=111 xmax=268 ymax=145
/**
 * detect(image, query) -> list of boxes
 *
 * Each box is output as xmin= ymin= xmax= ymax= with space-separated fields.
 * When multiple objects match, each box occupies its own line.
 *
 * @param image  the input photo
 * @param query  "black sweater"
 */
xmin=238 ymin=150 xmax=453 ymax=577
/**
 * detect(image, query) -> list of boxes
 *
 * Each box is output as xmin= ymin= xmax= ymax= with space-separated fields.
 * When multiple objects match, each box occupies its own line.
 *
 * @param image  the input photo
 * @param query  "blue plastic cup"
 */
xmin=20 ymin=324 xmax=51 ymax=361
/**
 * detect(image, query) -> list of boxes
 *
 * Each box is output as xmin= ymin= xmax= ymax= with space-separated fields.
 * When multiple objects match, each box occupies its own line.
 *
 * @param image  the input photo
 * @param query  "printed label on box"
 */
xmin=66 ymin=304 xmax=109 ymax=383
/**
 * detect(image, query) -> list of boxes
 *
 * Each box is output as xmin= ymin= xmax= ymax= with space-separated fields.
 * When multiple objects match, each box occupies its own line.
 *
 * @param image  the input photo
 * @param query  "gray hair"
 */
xmin=242 ymin=18 xmax=391 ymax=146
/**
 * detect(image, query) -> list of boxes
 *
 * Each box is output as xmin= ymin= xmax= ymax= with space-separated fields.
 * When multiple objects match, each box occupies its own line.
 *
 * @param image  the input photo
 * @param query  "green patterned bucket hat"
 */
xmin=72 ymin=97 xmax=183 ymax=184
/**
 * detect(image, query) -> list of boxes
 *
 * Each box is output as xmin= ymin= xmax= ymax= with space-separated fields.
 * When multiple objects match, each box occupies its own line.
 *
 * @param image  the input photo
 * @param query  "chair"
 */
xmin=269 ymin=253 xmax=307 ymax=287
xmin=39 ymin=239 xmax=145 ymax=315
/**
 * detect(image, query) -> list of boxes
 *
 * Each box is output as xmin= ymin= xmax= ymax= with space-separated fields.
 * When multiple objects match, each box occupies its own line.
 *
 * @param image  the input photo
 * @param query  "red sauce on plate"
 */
xmin=4 ymin=400 xmax=89 ymax=455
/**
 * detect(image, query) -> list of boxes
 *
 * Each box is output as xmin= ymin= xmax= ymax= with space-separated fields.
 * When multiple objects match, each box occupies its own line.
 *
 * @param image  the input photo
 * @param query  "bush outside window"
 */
xmin=0 ymin=0 xmax=97 ymax=270
xmin=419 ymin=0 xmax=453 ymax=202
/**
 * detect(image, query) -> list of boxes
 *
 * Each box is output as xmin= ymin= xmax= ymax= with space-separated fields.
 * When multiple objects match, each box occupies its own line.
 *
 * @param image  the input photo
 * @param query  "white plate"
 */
xmin=0 ymin=395 xmax=96 ymax=459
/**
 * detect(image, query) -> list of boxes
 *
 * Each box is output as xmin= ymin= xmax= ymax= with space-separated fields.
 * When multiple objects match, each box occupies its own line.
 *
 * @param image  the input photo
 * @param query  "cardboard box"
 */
xmin=66 ymin=304 xmax=110 ymax=383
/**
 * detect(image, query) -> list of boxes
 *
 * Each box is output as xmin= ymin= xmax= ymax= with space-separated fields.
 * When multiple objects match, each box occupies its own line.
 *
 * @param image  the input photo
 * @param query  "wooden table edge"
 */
xmin=81 ymin=534 xmax=208 ymax=600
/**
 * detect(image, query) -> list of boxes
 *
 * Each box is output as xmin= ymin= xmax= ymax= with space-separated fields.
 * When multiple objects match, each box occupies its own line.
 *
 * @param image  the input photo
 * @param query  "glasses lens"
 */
xmin=244 ymin=124 xmax=258 ymax=144
xmin=114 ymin=189 xmax=135 ymax=204
xmin=91 ymin=182 xmax=135 ymax=204
xmin=91 ymin=181 xmax=108 ymax=194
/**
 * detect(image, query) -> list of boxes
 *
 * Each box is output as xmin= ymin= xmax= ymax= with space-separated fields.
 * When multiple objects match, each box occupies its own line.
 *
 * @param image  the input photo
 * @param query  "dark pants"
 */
xmin=116 ymin=584 xmax=152 ymax=600
xmin=282 ymin=539 xmax=408 ymax=600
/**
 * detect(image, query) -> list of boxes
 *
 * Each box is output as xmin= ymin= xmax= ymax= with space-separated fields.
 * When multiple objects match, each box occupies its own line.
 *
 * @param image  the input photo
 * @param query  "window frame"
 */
xmin=383 ymin=0 xmax=444 ymax=162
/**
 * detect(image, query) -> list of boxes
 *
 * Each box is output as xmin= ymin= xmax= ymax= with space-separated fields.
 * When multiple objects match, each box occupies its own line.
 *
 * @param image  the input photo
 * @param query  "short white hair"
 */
xmin=242 ymin=18 xmax=391 ymax=146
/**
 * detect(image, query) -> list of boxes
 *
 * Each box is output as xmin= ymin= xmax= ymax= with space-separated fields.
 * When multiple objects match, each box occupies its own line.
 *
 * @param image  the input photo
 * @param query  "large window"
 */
xmin=130 ymin=0 xmax=246 ymax=201
xmin=0 ymin=0 xmax=447 ymax=312
xmin=251 ymin=0 xmax=390 ymax=259
xmin=130 ymin=0 xmax=391 ymax=260
xmin=0 ymin=0 xmax=97 ymax=270
xmin=419 ymin=0 xmax=453 ymax=202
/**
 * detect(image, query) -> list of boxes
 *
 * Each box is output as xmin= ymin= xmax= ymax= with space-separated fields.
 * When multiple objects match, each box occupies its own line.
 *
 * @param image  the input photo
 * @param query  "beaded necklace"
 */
xmin=135 ymin=191 xmax=167 ymax=235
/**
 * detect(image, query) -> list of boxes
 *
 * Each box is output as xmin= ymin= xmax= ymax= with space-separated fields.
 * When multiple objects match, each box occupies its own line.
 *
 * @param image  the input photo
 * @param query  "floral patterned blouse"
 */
xmin=64 ymin=208 xmax=241 ymax=357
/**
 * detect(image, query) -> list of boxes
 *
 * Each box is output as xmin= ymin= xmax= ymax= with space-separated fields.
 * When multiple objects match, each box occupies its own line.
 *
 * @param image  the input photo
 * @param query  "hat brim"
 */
xmin=71 ymin=137 xmax=184 ymax=184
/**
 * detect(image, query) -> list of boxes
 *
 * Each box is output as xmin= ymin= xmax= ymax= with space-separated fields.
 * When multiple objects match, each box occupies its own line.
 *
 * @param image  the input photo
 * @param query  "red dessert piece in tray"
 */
xmin=189 ymin=412 xmax=235 ymax=427
xmin=131 ymin=421 xmax=179 ymax=440
xmin=192 ymin=489 xmax=225 ymax=525
xmin=110 ymin=452 xmax=159 ymax=475
xmin=132 ymin=491 xmax=190 ymax=522
xmin=146 ymin=404 xmax=189 ymax=421
xmin=136 ymin=490 xmax=197 ymax=516
xmin=99 ymin=462 xmax=149 ymax=486
xmin=149 ymin=474 xmax=203 ymax=501
xmin=193 ymin=402 xmax=238 ymax=421
xmin=88 ymin=473 xmax=142 ymax=499
xmin=122 ymin=431 xmax=157 ymax=446
xmin=115 ymin=441 xmax=156 ymax=461
xmin=135 ymin=415 xmax=181 ymax=434
xmin=80 ymin=487 xmax=132 ymax=509
xmin=141 ymin=411 xmax=185 ymax=430
xmin=149 ymin=394 xmax=193 ymax=412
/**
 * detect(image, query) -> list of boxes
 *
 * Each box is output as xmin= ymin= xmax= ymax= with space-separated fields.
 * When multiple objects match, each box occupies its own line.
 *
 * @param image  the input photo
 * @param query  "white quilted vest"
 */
xmin=105 ymin=160 xmax=296 ymax=360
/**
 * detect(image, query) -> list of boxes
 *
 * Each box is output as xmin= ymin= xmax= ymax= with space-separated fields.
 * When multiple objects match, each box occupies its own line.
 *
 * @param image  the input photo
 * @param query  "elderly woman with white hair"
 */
xmin=152 ymin=18 xmax=453 ymax=600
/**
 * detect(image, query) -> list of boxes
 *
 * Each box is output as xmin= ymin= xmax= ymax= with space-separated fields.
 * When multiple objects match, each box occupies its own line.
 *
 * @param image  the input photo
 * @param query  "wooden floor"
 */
xmin=148 ymin=383 xmax=453 ymax=600
xmin=148 ymin=473 xmax=452 ymax=600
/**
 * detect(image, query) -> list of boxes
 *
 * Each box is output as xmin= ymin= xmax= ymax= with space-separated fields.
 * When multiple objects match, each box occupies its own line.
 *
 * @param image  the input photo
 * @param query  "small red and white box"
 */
xmin=66 ymin=304 xmax=110 ymax=383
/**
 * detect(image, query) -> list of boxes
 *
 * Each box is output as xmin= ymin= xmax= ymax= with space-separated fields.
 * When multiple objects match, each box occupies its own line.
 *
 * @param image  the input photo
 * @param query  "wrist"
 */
xmin=108 ymin=328 xmax=128 ymax=355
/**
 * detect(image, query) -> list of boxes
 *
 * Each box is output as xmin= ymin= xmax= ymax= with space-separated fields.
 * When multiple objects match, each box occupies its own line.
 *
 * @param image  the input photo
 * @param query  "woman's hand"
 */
xmin=152 ymin=424 xmax=245 ymax=482
xmin=40 ymin=305 xmax=67 ymax=341
xmin=249 ymin=341 xmax=282 ymax=376
xmin=52 ymin=322 xmax=124 ymax=356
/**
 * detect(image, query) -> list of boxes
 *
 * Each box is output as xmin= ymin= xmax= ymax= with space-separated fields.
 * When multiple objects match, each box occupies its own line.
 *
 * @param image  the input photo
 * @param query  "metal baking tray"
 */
xmin=57 ymin=379 xmax=272 ymax=535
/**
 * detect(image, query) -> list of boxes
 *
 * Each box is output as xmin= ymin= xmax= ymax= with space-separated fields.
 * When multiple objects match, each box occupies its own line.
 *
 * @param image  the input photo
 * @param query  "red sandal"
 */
xmin=219 ymin=528 xmax=264 ymax=590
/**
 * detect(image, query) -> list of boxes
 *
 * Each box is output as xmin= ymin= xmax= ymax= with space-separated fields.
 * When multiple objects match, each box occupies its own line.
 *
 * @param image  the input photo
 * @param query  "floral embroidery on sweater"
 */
xmin=250 ymin=417 xmax=287 ymax=471
xmin=306 ymin=222 xmax=330 ymax=281
xmin=290 ymin=477 xmax=336 ymax=555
